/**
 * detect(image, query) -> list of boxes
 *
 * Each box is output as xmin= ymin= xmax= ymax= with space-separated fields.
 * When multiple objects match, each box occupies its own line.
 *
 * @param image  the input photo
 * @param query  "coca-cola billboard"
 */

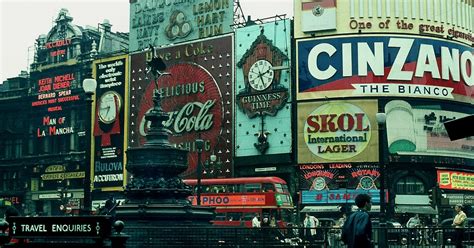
xmin=129 ymin=34 xmax=233 ymax=178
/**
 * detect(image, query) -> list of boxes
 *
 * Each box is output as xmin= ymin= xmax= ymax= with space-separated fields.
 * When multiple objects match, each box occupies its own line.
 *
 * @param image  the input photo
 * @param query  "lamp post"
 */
xmin=195 ymin=138 xmax=204 ymax=205
xmin=82 ymin=78 xmax=97 ymax=215
xmin=376 ymin=112 xmax=387 ymax=248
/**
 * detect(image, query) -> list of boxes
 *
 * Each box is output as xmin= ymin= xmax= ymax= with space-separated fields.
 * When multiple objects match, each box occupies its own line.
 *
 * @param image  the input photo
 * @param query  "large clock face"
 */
xmin=247 ymin=59 xmax=274 ymax=91
xmin=98 ymin=91 xmax=121 ymax=124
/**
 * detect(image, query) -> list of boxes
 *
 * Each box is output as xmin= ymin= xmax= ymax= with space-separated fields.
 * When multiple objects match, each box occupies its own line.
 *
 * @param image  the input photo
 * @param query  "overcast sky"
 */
xmin=0 ymin=0 xmax=293 ymax=83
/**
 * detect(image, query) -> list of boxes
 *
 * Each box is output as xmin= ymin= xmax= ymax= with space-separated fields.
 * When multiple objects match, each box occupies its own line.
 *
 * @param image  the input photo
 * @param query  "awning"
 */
xmin=302 ymin=205 xmax=380 ymax=213
xmin=395 ymin=205 xmax=437 ymax=215
xmin=301 ymin=206 xmax=341 ymax=213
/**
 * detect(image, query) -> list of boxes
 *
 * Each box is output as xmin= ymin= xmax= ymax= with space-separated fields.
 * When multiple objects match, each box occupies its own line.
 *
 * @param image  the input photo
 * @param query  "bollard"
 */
xmin=110 ymin=220 xmax=130 ymax=248
xmin=0 ymin=220 xmax=11 ymax=246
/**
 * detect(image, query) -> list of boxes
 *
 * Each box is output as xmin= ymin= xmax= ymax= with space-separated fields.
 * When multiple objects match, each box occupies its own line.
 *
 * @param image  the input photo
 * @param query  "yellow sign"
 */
xmin=41 ymin=172 xmax=85 ymax=181
xmin=298 ymin=100 xmax=379 ymax=163
xmin=293 ymin=0 xmax=473 ymax=45
xmin=438 ymin=170 xmax=474 ymax=191
xmin=45 ymin=165 xmax=65 ymax=173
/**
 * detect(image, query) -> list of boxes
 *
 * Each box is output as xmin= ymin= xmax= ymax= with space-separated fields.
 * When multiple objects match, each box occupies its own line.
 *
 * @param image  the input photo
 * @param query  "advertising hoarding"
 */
xmin=129 ymin=34 xmax=233 ymax=178
xmin=129 ymin=0 xmax=234 ymax=51
xmin=297 ymin=100 xmax=379 ymax=163
xmin=385 ymin=100 xmax=474 ymax=159
xmin=31 ymin=69 xmax=81 ymax=138
xmin=92 ymin=55 xmax=129 ymax=189
xmin=235 ymin=19 xmax=292 ymax=157
xmin=302 ymin=189 xmax=381 ymax=204
xmin=299 ymin=163 xmax=380 ymax=191
xmin=293 ymin=0 xmax=473 ymax=46
xmin=297 ymin=34 xmax=473 ymax=103
xmin=438 ymin=170 xmax=474 ymax=191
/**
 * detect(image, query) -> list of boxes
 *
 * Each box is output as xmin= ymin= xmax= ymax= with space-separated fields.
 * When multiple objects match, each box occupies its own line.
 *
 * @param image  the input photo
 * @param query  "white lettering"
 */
xmin=358 ymin=42 xmax=384 ymax=76
xmin=387 ymin=38 xmax=414 ymax=81
xmin=308 ymin=43 xmax=337 ymax=80
xmin=415 ymin=44 xmax=440 ymax=79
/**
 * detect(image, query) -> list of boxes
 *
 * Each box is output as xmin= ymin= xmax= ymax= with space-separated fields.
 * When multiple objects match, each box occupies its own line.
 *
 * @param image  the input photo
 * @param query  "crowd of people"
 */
xmin=248 ymin=194 xmax=469 ymax=248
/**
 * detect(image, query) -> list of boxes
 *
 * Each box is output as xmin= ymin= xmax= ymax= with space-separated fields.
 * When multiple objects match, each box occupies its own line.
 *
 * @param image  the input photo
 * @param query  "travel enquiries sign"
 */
xmin=297 ymin=100 xmax=378 ymax=163
xmin=9 ymin=216 xmax=111 ymax=238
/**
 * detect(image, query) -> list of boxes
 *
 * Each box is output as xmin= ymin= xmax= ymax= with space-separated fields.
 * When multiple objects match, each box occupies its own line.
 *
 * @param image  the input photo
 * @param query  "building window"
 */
xmin=0 ymin=171 xmax=20 ymax=191
xmin=14 ymin=139 xmax=22 ymax=158
xmin=396 ymin=176 xmax=425 ymax=194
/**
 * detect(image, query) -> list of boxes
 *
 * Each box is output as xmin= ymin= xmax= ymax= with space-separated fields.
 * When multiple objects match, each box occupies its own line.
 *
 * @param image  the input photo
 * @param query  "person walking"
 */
xmin=452 ymin=204 xmax=467 ymax=248
xmin=341 ymin=194 xmax=373 ymax=248
xmin=406 ymin=214 xmax=422 ymax=228
xmin=252 ymin=213 xmax=261 ymax=228
xmin=303 ymin=213 xmax=319 ymax=243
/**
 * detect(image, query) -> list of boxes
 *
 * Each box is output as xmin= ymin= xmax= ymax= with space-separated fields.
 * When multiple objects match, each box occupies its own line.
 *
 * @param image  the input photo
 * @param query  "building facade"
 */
xmin=0 ymin=9 xmax=128 ymax=216
xmin=294 ymin=0 xmax=473 ymax=221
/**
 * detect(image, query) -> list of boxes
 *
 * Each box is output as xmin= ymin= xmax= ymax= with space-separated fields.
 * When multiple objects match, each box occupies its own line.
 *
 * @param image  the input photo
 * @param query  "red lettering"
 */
xmin=306 ymin=113 xmax=369 ymax=133
xmin=49 ymin=126 xmax=56 ymax=135
xmin=306 ymin=116 xmax=320 ymax=133
xmin=320 ymin=114 xmax=338 ymax=132
xmin=355 ymin=113 xmax=369 ymax=131
xmin=43 ymin=116 xmax=50 ymax=125
xmin=338 ymin=113 xmax=354 ymax=131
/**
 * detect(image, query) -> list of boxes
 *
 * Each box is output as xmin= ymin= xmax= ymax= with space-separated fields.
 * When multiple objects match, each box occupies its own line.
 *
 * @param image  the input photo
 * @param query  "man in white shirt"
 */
xmin=452 ymin=204 xmax=467 ymax=248
xmin=252 ymin=213 xmax=261 ymax=228
xmin=303 ymin=213 xmax=319 ymax=242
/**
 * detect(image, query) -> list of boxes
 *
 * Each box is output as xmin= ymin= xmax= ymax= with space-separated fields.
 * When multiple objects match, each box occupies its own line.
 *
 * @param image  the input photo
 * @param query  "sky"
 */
xmin=0 ymin=0 xmax=293 ymax=83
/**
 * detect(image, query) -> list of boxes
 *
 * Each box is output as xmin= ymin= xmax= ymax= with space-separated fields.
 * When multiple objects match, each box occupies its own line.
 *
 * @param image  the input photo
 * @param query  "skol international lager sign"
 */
xmin=298 ymin=100 xmax=378 ymax=163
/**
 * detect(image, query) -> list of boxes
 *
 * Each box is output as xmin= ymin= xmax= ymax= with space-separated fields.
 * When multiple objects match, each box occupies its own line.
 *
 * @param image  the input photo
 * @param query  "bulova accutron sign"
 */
xmin=236 ymin=33 xmax=289 ymax=118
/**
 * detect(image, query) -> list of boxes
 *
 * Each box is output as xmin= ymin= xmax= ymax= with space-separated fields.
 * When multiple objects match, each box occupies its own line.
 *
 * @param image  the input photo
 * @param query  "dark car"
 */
xmin=372 ymin=220 xmax=409 ymax=245
xmin=440 ymin=217 xmax=474 ymax=245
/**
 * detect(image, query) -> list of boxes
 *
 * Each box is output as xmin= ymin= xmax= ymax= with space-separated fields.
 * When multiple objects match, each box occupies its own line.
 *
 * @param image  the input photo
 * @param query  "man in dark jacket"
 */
xmin=341 ymin=194 xmax=373 ymax=248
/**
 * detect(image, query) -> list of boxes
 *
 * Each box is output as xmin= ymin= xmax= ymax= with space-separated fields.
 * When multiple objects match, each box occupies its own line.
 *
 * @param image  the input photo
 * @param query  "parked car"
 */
xmin=372 ymin=220 xmax=409 ymax=245
xmin=440 ymin=217 xmax=474 ymax=245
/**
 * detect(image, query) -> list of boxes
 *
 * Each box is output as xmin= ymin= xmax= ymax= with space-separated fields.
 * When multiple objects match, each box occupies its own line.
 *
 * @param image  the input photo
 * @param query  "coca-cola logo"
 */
xmin=136 ymin=63 xmax=223 ymax=177
xmin=164 ymin=100 xmax=215 ymax=134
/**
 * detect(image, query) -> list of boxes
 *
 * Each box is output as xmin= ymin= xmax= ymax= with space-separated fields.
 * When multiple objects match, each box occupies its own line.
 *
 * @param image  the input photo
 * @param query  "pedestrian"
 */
xmin=252 ymin=213 xmax=261 ymax=228
xmin=270 ymin=215 xmax=277 ymax=227
xmin=303 ymin=213 xmax=319 ymax=243
xmin=406 ymin=214 xmax=422 ymax=245
xmin=341 ymin=193 xmax=373 ymax=248
xmin=406 ymin=214 xmax=421 ymax=228
xmin=452 ymin=204 xmax=467 ymax=248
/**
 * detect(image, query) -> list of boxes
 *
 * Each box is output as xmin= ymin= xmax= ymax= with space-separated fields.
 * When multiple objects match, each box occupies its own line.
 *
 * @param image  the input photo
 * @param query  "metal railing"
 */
xmin=122 ymin=226 xmax=474 ymax=248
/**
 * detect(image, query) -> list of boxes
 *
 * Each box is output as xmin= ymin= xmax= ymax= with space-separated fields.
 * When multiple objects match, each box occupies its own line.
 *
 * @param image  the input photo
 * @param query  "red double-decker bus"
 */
xmin=183 ymin=177 xmax=294 ymax=227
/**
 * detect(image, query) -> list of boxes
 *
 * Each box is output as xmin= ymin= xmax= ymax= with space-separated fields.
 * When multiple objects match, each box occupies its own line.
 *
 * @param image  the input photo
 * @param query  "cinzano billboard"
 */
xmin=297 ymin=34 xmax=473 ymax=103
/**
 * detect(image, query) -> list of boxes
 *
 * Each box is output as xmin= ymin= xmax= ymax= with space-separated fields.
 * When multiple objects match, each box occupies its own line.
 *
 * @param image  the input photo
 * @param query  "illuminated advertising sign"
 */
xmin=299 ymin=163 xmax=380 ymax=191
xmin=297 ymin=100 xmax=378 ymax=163
xmin=129 ymin=34 xmax=233 ymax=178
xmin=294 ymin=0 xmax=473 ymax=45
xmin=235 ymin=19 xmax=292 ymax=157
xmin=31 ymin=70 xmax=81 ymax=138
xmin=438 ymin=170 xmax=474 ymax=191
xmin=302 ymin=189 xmax=381 ymax=204
xmin=43 ymin=38 xmax=71 ymax=59
xmin=190 ymin=194 xmax=266 ymax=206
xmin=297 ymin=34 xmax=473 ymax=103
xmin=92 ymin=56 xmax=128 ymax=189
xmin=385 ymin=100 xmax=474 ymax=159
xmin=129 ymin=0 xmax=234 ymax=51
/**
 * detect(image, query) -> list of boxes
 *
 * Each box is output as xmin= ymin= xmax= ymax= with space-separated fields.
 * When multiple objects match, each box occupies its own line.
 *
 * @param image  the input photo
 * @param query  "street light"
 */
xmin=195 ymin=138 xmax=204 ymax=205
xmin=376 ymin=112 xmax=387 ymax=248
xmin=82 ymin=78 xmax=97 ymax=215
